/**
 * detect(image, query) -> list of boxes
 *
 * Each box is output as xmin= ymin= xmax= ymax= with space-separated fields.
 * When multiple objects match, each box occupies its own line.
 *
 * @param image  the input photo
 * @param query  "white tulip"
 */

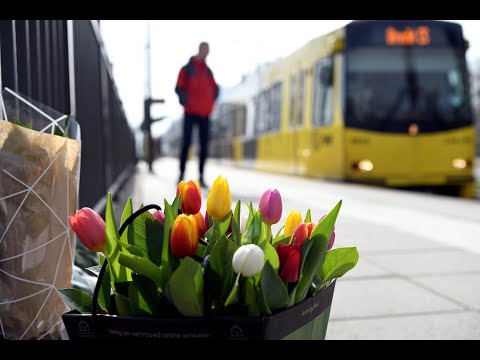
xmin=232 ymin=244 xmax=265 ymax=277
xmin=239 ymin=211 xmax=249 ymax=233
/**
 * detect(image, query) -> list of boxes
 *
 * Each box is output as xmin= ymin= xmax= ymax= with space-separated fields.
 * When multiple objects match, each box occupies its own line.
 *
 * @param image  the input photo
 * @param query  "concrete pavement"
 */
xmin=110 ymin=157 xmax=480 ymax=340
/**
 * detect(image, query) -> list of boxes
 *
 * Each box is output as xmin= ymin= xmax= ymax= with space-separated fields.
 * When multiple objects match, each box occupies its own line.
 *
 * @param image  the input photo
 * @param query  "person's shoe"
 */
xmin=199 ymin=177 xmax=208 ymax=189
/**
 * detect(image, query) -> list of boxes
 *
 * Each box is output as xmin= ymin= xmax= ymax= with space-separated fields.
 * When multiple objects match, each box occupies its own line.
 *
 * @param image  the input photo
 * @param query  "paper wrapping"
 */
xmin=0 ymin=90 xmax=81 ymax=340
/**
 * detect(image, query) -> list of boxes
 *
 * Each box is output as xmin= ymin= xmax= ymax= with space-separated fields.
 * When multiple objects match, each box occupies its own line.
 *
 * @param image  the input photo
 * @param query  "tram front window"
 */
xmin=345 ymin=47 xmax=472 ymax=132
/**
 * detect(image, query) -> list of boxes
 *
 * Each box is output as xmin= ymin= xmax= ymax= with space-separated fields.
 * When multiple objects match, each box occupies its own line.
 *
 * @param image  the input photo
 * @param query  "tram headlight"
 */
xmin=452 ymin=158 xmax=467 ymax=169
xmin=355 ymin=159 xmax=374 ymax=172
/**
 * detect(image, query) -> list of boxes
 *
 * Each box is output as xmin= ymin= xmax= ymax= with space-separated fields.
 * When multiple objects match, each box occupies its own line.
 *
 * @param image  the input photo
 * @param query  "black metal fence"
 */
xmin=0 ymin=20 xmax=136 ymax=209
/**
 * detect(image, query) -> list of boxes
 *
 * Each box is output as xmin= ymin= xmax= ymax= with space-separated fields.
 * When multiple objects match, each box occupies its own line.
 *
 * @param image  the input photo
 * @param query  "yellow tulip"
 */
xmin=206 ymin=175 xmax=232 ymax=220
xmin=284 ymin=210 xmax=302 ymax=237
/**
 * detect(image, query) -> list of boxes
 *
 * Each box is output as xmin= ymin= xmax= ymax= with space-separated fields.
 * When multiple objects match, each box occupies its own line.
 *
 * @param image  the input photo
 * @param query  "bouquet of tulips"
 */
xmin=62 ymin=175 xmax=358 ymax=320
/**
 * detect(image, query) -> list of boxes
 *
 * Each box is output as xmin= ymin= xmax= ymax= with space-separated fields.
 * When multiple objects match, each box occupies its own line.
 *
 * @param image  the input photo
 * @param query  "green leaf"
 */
xmin=232 ymin=200 xmax=241 ymax=246
xmin=318 ymin=247 xmax=359 ymax=283
xmin=160 ymin=198 xmax=180 ymax=287
xmin=241 ymin=210 xmax=265 ymax=245
xmin=217 ymin=211 xmax=232 ymax=237
xmin=272 ymin=234 xmax=291 ymax=247
xmin=224 ymin=281 xmax=239 ymax=307
xmin=117 ymin=252 xmax=163 ymax=287
xmin=129 ymin=274 xmax=163 ymax=316
xmin=244 ymin=277 xmax=260 ymax=316
xmin=274 ymin=225 xmax=285 ymax=238
xmin=166 ymin=257 xmax=204 ymax=316
xmin=258 ymin=240 xmax=280 ymax=272
xmin=304 ymin=209 xmax=312 ymax=223
xmin=115 ymin=240 xmax=146 ymax=257
xmin=114 ymin=292 xmax=132 ymax=316
xmin=206 ymin=235 xmax=228 ymax=301
xmin=59 ymin=288 xmax=95 ymax=314
xmin=98 ymin=259 xmax=111 ymax=311
xmin=204 ymin=228 xmax=220 ymax=256
xmin=105 ymin=193 xmax=130 ymax=284
xmin=311 ymin=200 xmax=342 ymax=239
xmin=54 ymin=125 xmax=64 ymax=136
xmin=207 ymin=235 xmax=238 ymax=303
xmin=127 ymin=210 xmax=164 ymax=266
xmin=260 ymin=261 xmax=289 ymax=311
xmin=120 ymin=197 xmax=133 ymax=244
xmin=256 ymin=285 xmax=272 ymax=316
xmin=294 ymin=200 xmax=342 ymax=304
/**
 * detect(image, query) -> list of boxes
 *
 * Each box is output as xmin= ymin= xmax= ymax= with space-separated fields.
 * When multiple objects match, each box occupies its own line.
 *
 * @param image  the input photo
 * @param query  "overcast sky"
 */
xmin=100 ymin=20 xmax=480 ymax=137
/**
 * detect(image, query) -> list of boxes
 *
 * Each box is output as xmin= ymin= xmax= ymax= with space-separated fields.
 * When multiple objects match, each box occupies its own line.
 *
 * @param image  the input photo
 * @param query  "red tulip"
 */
xmin=170 ymin=214 xmax=199 ymax=258
xmin=258 ymin=189 xmax=282 ymax=225
xmin=276 ymin=243 xmax=301 ymax=283
xmin=68 ymin=208 xmax=106 ymax=253
xmin=176 ymin=180 xmax=202 ymax=215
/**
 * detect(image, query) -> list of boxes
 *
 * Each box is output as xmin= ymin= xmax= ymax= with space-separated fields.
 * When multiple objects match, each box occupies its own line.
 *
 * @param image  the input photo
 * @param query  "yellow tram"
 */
xmin=212 ymin=20 xmax=476 ymax=197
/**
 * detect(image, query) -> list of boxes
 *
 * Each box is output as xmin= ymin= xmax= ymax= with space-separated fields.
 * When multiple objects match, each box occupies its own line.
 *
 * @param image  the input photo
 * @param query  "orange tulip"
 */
xmin=292 ymin=222 xmax=308 ymax=246
xmin=170 ymin=214 xmax=199 ymax=258
xmin=192 ymin=212 xmax=207 ymax=238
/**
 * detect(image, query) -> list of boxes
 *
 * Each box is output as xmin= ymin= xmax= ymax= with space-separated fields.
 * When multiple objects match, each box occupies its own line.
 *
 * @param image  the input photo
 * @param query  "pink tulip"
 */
xmin=319 ymin=215 xmax=336 ymax=250
xmin=150 ymin=209 xmax=164 ymax=223
xmin=68 ymin=208 xmax=106 ymax=253
xmin=258 ymin=189 xmax=282 ymax=225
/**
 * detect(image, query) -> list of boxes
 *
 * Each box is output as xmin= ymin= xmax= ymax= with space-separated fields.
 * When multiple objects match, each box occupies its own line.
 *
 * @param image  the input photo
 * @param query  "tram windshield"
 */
xmin=345 ymin=40 xmax=472 ymax=132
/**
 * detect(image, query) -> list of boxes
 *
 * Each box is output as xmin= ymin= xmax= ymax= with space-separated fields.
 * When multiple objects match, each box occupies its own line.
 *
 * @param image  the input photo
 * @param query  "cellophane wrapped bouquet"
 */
xmin=62 ymin=175 xmax=358 ymax=327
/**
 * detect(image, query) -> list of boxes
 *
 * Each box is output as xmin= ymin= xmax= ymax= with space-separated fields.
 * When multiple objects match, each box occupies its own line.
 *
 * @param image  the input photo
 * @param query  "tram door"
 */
xmin=310 ymin=55 xmax=344 ymax=178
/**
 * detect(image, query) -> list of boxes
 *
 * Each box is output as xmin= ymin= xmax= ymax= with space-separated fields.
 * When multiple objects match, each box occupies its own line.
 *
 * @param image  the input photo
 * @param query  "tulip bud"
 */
xmin=170 ymin=214 xmax=199 ymax=258
xmin=276 ymin=243 xmax=302 ymax=283
xmin=204 ymin=210 xmax=210 ymax=230
xmin=192 ymin=211 xmax=206 ymax=238
xmin=68 ymin=208 xmax=106 ymax=253
xmin=292 ymin=222 xmax=308 ymax=246
xmin=258 ymin=188 xmax=282 ymax=225
xmin=284 ymin=210 xmax=302 ymax=237
xmin=150 ymin=209 xmax=164 ymax=223
xmin=239 ymin=211 xmax=249 ymax=233
xmin=206 ymin=175 xmax=232 ymax=221
xmin=232 ymin=244 xmax=265 ymax=277
xmin=305 ymin=222 xmax=315 ymax=238
xmin=319 ymin=215 xmax=336 ymax=250
xmin=177 ymin=180 xmax=202 ymax=215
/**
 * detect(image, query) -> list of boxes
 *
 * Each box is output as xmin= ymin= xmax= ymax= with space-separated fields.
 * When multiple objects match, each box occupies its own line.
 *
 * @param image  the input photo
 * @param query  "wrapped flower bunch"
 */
xmin=62 ymin=175 xmax=358 ymax=325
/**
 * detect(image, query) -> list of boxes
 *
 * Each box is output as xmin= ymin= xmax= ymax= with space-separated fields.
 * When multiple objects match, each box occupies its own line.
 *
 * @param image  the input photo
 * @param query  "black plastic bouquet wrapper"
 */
xmin=62 ymin=203 xmax=337 ymax=340
xmin=62 ymin=280 xmax=335 ymax=340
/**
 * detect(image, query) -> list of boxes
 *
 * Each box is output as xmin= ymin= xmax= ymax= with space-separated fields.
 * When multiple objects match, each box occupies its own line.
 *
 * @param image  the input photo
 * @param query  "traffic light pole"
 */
xmin=144 ymin=97 xmax=165 ymax=172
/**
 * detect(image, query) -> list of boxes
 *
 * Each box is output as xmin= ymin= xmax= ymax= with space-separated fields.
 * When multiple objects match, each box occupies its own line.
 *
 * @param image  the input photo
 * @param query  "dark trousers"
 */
xmin=179 ymin=113 xmax=210 ymax=178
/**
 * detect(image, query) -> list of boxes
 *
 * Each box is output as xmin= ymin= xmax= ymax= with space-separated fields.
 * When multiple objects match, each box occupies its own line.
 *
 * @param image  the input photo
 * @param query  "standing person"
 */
xmin=175 ymin=41 xmax=219 ymax=188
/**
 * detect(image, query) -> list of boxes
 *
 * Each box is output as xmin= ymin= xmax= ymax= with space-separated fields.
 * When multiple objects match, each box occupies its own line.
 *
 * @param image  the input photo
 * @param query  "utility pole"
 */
xmin=143 ymin=20 xmax=165 ymax=173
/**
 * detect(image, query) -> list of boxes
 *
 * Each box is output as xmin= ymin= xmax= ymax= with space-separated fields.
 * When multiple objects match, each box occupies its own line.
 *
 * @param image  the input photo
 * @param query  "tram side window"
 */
xmin=271 ymin=83 xmax=282 ymax=132
xmin=289 ymin=75 xmax=296 ymax=129
xmin=312 ymin=57 xmax=334 ymax=127
xmin=255 ymin=91 xmax=269 ymax=135
xmin=297 ymin=71 xmax=305 ymax=127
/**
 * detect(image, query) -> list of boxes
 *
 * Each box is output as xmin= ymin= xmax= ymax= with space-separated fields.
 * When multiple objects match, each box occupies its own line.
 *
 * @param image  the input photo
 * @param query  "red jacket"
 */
xmin=175 ymin=57 xmax=219 ymax=117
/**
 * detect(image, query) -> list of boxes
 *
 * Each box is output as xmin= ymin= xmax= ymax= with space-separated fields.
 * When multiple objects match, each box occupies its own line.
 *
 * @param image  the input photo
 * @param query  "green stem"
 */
xmin=266 ymin=224 xmax=272 ymax=243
